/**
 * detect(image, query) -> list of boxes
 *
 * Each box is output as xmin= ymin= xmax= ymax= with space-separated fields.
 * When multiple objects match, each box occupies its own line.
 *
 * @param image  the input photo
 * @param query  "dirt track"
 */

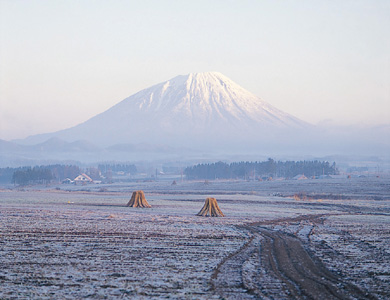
xmin=212 ymin=214 xmax=377 ymax=300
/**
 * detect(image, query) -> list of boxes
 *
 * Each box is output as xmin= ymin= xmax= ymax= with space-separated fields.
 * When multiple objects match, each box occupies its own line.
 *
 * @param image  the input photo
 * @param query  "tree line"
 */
xmin=98 ymin=164 xmax=137 ymax=174
xmin=184 ymin=159 xmax=338 ymax=180
xmin=0 ymin=165 xmax=81 ymax=185
xmin=0 ymin=163 xmax=139 ymax=185
xmin=12 ymin=167 xmax=54 ymax=185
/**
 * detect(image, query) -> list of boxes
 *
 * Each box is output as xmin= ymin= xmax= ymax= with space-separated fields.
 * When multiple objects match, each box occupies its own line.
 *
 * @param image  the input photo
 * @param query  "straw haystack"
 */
xmin=126 ymin=190 xmax=151 ymax=208
xmin=197 ymin=197 xmax=224 ymax=217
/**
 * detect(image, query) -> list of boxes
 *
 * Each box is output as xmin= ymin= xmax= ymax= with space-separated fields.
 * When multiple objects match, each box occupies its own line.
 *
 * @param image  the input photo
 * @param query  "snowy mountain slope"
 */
xmin=20 ymin=72 xmax=310 ymax=148
xmin=94 ymin=72 xmax=307 ymax=129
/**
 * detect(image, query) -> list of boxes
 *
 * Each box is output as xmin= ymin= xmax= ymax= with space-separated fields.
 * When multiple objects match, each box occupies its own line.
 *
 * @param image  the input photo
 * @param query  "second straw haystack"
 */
xmin=197 ymin=197 xmax=224 ymax=217
xmin=126 ymin=190 xmax=151 ymax=208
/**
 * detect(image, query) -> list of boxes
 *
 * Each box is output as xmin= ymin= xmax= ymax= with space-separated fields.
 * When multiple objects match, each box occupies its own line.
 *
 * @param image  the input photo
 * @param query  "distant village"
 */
xmin=0 ymin=158 xmax=379 ymax=187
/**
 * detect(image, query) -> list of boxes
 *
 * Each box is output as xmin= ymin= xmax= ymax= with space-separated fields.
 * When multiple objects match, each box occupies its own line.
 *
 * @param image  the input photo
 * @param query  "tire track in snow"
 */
xmin=211 ymin=214 xmax=376 ymax=300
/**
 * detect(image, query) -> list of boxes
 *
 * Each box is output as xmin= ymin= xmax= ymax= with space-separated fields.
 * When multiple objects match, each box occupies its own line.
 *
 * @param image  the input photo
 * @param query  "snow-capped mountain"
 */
xmin=21 ymin=72 xmax=310 ymax=149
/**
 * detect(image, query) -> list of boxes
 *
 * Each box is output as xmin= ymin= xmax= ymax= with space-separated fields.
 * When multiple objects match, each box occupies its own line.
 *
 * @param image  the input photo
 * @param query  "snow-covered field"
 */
xmin=1 ymin=177 xmax=389 ymax=299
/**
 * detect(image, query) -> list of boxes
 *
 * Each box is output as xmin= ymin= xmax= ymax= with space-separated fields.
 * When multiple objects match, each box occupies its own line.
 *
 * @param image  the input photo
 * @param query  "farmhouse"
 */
xmin=74 ymin=173 xmax=93 ymax=184
xmin=61 ymin=178 xmax=74 ymax=184
xmin=293 ymin=174 xmax=308 ymax=180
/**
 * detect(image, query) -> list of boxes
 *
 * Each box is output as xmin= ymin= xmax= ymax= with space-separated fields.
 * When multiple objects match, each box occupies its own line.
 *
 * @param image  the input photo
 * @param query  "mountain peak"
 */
xmin=179 ymin=71 xmax=241 ymax=92
xmin=186 ymin=71 xmax=226 ymax=80
xmin=188 ymin=71 xmax=222 ymax=76
xmin=21 ymin=72 xmax=310 ymax=148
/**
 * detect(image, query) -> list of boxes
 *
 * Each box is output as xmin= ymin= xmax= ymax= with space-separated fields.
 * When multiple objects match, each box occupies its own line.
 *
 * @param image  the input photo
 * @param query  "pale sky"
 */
xmin=1 ymin=0 xmax=389 ymax=140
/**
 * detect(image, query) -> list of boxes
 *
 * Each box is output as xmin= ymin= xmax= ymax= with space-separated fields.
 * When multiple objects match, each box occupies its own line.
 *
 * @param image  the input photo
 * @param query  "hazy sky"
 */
xmin=1 ymin=0 xmax=389 ymax=140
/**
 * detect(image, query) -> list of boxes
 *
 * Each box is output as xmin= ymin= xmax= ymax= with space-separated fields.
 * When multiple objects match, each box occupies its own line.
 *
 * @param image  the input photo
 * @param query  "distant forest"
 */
xmin=184 ymin=159 xmax=338 ymax=180
xmin=1 ymin=160 xmax=337 ymax=184
xmin=0 ymin=165 xmax=81 ymax=185
xmin=0 ymin=163 xmax=138 ymax=185
xmin=98 ymin=164 xmax=137 ymax=174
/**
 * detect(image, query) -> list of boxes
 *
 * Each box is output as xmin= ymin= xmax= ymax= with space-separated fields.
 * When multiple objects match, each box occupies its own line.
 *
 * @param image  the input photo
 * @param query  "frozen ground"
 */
xmin=0 ymin=176 xmax=389 ymax=299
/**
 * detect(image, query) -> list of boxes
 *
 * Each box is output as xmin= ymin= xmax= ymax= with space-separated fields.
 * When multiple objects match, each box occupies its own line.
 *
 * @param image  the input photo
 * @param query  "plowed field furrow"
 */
xmin=212 ymin=215 xmax=377 ymax=300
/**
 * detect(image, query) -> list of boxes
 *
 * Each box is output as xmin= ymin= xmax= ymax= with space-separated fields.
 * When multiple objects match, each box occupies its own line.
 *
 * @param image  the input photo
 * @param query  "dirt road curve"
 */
xmin=211 ymin=214 xmax=376 ymax=300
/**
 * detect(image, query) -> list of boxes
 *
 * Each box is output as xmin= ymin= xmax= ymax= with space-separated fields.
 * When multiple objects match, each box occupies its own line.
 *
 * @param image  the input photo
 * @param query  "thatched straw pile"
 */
xmin=126 ymin=190 xmax=151 ymax=208
xmin=197 ymin=197 xmax=224 ymax=217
